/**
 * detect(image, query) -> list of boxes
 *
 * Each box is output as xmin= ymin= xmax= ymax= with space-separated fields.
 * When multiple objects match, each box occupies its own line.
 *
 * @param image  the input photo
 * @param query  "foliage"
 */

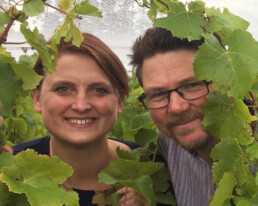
xmin=0 ymin=0 xmax=257 ymax=206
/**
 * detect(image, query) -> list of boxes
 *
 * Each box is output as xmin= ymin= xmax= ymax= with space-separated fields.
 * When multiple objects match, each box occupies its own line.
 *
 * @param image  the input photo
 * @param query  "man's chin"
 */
xmin=176 ymin=134 xmax=214 ymax=152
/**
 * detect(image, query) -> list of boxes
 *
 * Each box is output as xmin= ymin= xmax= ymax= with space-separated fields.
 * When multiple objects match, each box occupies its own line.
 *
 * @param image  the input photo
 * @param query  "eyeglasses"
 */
xmin=138 ymin=81 xmax=210 ymax=109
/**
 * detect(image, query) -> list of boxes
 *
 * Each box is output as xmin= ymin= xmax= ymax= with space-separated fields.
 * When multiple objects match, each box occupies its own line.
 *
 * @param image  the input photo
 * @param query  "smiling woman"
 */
xmin=4 ymin=33 xmax=151 ymax=206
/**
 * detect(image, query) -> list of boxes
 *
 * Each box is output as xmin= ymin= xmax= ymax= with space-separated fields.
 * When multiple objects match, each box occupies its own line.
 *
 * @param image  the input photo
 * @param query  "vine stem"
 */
xmin=152 ymin=143 xmax=158 ymax=162
xmin=156 ymin=0 xmax=169 ymax=9
xmin=44 ymin=2 xmax=68 ymax=16
xmin=0 ymin=10 xmax=22 ymax=46
xmin=0 ymin=5 xmax=7 ymax=13
xmin=3 ymin=41 xmax=27 ymax=45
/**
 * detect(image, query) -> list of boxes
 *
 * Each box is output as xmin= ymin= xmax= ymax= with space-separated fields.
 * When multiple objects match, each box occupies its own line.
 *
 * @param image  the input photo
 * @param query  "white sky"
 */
xmin=3 ymin=0 xmax=258 ymax=69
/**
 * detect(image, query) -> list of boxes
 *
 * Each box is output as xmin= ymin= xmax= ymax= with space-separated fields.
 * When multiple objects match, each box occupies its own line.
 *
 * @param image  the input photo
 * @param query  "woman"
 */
xmin=1 ymin=33 xmax=150 ymax=206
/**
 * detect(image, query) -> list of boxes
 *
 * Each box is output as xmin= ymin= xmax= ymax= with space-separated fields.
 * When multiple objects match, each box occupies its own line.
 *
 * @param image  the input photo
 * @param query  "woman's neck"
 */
xmin=49 ymin=137 xmax=117 ymax=190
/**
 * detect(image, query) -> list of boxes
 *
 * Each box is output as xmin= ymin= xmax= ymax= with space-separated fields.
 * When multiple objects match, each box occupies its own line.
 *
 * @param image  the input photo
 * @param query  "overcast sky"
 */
xmin=3 ymin=0 xmax=258 ymax=68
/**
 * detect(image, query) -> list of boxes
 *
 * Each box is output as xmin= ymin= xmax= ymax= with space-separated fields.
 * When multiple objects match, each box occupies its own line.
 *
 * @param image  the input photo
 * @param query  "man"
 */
xmin=130 ymin=27 xmax=219 ymax=206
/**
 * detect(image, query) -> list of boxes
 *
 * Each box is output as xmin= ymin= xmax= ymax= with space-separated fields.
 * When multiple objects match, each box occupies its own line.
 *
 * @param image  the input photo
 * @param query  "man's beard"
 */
xmin=165 ymin=107 xmax=214 ymax=152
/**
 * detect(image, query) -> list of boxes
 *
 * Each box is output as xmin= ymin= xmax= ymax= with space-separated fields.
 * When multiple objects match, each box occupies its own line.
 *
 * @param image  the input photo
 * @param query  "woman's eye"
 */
xmin=55 ymin=86 xmax=71 ymax=94
xmin=94 ymin=87 xmax=109 ymax=95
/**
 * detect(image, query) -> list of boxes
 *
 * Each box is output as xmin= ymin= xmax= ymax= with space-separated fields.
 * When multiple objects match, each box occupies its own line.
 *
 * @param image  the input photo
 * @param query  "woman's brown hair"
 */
xmin=34 ymin=33 xmax=129 ymax=100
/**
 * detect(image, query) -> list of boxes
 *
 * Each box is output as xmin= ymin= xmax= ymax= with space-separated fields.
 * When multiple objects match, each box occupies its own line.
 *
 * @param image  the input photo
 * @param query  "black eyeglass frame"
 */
xmin=138 ymin=81 xmax=210 ymax=109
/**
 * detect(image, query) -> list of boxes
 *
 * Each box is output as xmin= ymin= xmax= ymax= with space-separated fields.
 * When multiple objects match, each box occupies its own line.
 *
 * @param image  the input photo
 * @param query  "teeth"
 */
xmin=69 ymin=119 xmax=93 ymax=124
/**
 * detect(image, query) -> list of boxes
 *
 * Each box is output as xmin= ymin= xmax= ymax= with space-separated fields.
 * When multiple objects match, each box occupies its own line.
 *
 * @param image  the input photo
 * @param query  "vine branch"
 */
xmin=156 ymin=0 xmax=169 ymax=9
xmin=0 ymin=5 xmax=7 ymax=13
xmin=0 ymin=9 xmax=22 ymax=46
xmin=44 ymin=2 xmax=68 ymax=16
xmin=3 ymin=41 xmax=27 ymax=45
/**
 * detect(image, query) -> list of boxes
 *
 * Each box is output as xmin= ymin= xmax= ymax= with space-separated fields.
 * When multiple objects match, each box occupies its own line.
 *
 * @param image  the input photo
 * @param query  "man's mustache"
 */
xmin=166 ymin=110 xmax=204 ymax=126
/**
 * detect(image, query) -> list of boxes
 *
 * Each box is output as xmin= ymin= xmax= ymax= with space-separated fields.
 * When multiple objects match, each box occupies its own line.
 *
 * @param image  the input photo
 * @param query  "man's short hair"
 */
xmin=129 ymin=27 xmax=203 ymax=86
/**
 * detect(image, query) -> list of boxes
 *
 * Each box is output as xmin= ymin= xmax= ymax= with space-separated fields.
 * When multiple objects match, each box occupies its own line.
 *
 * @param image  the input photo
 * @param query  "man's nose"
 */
xmin=167 ymin=91 xmax=190 ymax=114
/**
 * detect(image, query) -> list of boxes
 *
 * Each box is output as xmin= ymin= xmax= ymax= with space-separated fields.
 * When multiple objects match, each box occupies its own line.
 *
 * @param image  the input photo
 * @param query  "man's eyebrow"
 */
xmin=178 ymin=77 xmax=198 ymax=85
xmin=144 ymin=77 xmax=198 ymax=94
xmin=144 ymin=87 xmax=166 ymax=94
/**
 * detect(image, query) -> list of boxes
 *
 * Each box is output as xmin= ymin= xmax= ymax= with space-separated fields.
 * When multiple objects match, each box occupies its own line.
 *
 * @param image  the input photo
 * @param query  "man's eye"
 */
xmin=183 ymin=82 xmax=204 ymax=90
xmin=147 ymin=92 xmax=167 ymax=101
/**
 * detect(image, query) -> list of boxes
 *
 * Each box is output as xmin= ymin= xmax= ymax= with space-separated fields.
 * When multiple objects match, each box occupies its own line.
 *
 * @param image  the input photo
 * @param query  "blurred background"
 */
xmin=2 ymin=0 xmax=258 ymax=70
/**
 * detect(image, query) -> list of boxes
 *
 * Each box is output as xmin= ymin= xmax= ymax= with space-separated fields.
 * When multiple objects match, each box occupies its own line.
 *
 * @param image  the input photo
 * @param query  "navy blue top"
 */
xmin=12 ymin=136 xmax=138 ymax=206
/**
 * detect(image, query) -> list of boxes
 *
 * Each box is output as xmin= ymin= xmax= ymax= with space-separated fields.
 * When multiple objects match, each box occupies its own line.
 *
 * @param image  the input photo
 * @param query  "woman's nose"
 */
xmin=72 ymin=93 xmax=92 ymax=111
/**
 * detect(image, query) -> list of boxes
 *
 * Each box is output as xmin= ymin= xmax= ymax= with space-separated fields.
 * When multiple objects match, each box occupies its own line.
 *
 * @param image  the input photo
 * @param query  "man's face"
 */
xmin=141 ymin=50 xmax=214 ymax=151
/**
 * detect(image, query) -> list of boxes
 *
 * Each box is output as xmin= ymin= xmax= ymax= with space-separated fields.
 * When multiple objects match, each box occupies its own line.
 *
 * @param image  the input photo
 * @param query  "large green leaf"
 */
xmin=210 ymin=172 xmax=237 ymax=206
xmin=0 ymin=63 xmax=22 ymax=117
xmin=194 ymin=31 xmax=258 ymax=99
xmin=23 ymin=0 xmax=45 ymax=17
xmin=0 ymin=149 xmax=79 ymax=206
xmin=202 ymin=93 xmax=255 ymax=145
xmin=154 ymin=1 xmax=208 ymax=40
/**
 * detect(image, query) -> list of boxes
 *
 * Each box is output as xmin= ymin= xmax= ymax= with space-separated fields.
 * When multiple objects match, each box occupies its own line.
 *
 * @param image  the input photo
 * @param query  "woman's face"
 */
xmin=32 ymin=54 xmax=123 ymax=146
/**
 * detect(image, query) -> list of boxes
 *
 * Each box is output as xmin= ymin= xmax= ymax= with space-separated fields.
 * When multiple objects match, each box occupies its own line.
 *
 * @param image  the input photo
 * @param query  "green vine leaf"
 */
xmin=4 ymin=117 xmax=28 ymax=136
xmin=23 ymin=0 xmax=45 ymax=17
xmin=71 ymin=0 xmax=103 ymax=17
xmin=0 ymin=182 xmax=30 ymax=206
xmin=11 ymin=63 xmax=43 ymax=91
xmin=0 ymin=149 xmax=79 ymax=206
xmin=116 ymin=147 xmax=140 ymax=161
xmin=64 ymin=17 xmax=84 ymax=47
xmin=210 ymin=172 xmax=237 ymax=206
xmin=194 ymin=31 xmax=258 ymax=99
xmin=20 ymin=23 xmax=56 ymax=74
xmin=99 ymin=160 xmax=164 ymax=184
xmin=202 ymin=93 xmax=255 ymax=145
xmin=246 ymin=142 xmax=258 ymax=161
xmin=211 ymin=139 xmax=257 ymax=195
xmin=148 ymin=0 xmax=157 ymax=21
xmin=59 ymin=0 xmax=74 ymax=12
xmin=50 ymin=15 xmax=83 ymax=49
xmin=206 ymin=7 xmax=249 ymax=43
xmin=0 ymin=12 xmax=10 ymax=33
xmin=154 ymin=1 xmax=208 ymax=40
xmin=120 ymin=175 xmax=156 ymax=206
xmin=0 ymin=63 xmax=23 ymax=117
xmin=99 ymin=160 xmax=164 ymax=206
xmin=0 ymin=152 xmax=14 ymax=169
xmin=49 ymin=19 xmax=69 ymax=52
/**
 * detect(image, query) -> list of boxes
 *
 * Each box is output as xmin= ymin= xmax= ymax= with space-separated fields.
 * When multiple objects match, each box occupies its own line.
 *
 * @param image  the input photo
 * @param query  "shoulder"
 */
xmin=108 ymin=137 xmax=138 ymax=150
xmin=12 ymin=136 xmax=50 ymax=155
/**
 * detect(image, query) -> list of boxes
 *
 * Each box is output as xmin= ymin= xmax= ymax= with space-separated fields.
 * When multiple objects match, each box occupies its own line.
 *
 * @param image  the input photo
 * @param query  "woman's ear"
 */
xmin=31 ymin=89 xmax=42 ymax=113
xmin=117 ymin=98 xmax=123 ymax=114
